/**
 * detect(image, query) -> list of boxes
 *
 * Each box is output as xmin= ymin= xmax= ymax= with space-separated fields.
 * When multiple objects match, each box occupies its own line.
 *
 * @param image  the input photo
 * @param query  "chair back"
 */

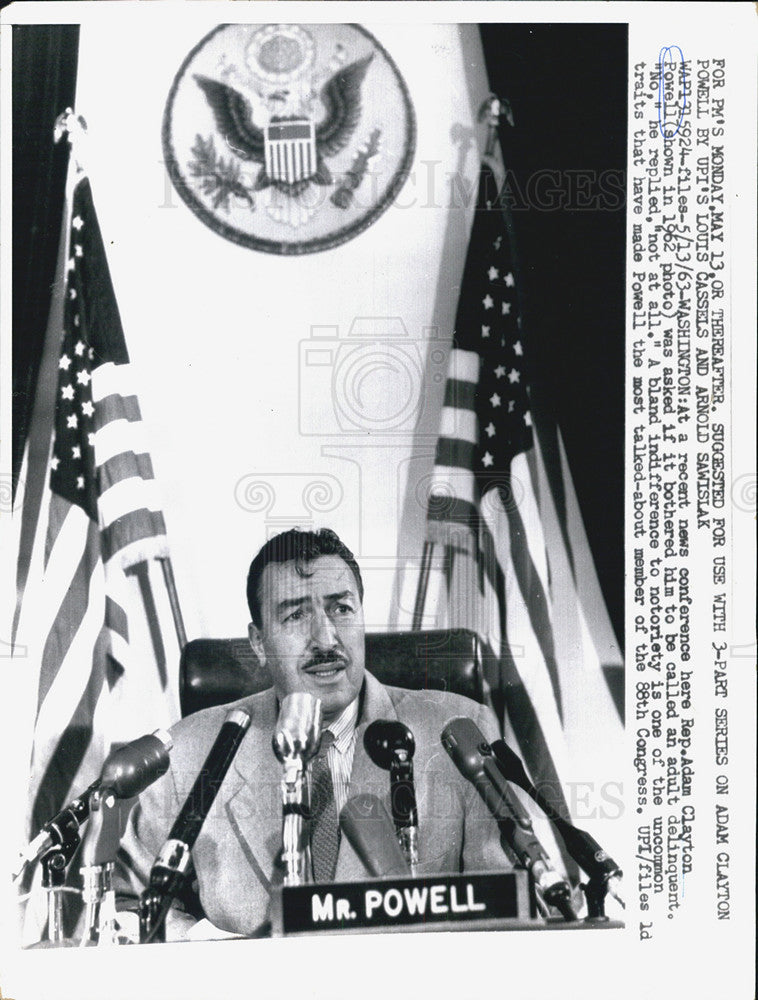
xmin=180 ymin=629 xmax=485 ymax=716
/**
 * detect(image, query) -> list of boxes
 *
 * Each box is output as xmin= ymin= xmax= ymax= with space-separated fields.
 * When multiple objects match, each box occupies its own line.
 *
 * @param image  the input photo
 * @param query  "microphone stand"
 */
xmin=272 ymin=693 xmax=322 ymax=887
xmin=489 ymin=739 xmax=624 ymax=921
xmin=40 ymin=842 xmax=79 ymax=945
xmin=78 ymin=789 xmax=122 ymax=946
xmin=38 ymin=798 xmax=89 ymax=945
xmin=388 ymin=753 xmax=419 ymax=877
xmin=363 ymin=721 xmax=420 ymax=876
xmin=440 ymin=718 xmax=576 ymax=922
xmin=80 ymin=862 xmax=116 ymax=946
xmin=279 ymin=757 xmax=312 ymax=886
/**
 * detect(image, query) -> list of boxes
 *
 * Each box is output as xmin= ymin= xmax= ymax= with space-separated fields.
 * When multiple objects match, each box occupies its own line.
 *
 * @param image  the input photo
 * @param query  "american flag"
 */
xmin=20 ymin=171 xmax=177 ymax=898
xmin=424 ymin=157 xmax=623 ymax=882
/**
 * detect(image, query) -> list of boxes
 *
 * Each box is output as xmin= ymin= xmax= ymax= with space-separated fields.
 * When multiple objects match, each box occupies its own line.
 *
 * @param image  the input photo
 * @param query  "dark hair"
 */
xmin=246 ymin=527 xmax=364 ymax=627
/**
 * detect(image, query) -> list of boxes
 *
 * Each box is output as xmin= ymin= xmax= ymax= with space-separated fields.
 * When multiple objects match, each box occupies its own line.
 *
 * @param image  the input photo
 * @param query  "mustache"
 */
xmin=304 ymin=650 xmax=348 ymax=670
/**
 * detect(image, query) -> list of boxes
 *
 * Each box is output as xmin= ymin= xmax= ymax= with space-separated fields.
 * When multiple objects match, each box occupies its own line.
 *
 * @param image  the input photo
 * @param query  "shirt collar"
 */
xmin=324 ymin=696 xmax=359 ymax=755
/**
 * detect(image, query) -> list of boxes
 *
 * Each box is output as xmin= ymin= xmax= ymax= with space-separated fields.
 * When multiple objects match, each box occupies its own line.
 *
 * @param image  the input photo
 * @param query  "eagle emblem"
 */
xmin=194 ymin=54 xmax=372 ymax=199
xmin=163 ymin=24 xmax=416 ymax=254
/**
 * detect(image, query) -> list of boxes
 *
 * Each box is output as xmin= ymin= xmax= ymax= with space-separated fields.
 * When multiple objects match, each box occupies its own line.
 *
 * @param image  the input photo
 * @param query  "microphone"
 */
xmin=272 ymin=692 xmax=323 ymax=887
xmin=441 ymin=717 xmax=577 ymax=921
xmin=490 ymin=738 xmax=624 ymax=908
xmin=340 ymin=794 xmax=411 ymax=878
xmin=98 ymin=730 xmax=174 ymax=799
xmin=139 ymin=708 xmax=250 ymax=943
xmin=272 ymin=692 xmax=323 ymax=767
xmin=14 ymin=729 xmax=173 ymax=879
xmin=363 ymin=720 xmax=419 ymax=875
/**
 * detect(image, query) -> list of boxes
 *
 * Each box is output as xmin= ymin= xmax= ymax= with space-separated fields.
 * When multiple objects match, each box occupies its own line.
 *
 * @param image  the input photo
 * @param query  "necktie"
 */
xmin=310 ymin=730 xmax=340 ymax=883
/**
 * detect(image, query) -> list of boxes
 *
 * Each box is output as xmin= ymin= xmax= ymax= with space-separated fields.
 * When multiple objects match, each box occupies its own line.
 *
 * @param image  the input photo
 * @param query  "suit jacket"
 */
xmin=116 ymin=671 xmax=509 ymax=938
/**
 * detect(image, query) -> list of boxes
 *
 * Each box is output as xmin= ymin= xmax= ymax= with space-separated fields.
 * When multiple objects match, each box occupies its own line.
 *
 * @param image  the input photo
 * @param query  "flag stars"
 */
xmin=488 ymin=266 xmax=499 ymax=281
xmin=513 ymin=340 xmax=523 ymax=356
xmin=72 ymin=445 xmax=81 ymax=459
xmin=493 ymin=236 xmax=502 ymax=250
xmin=67 ymin=414 xmax=78 ymax=429
xmin=76 ymin=370 xmax=91 ymax=386
xmin=88 ymin=348 xmax=94 ymax=360
xmin=501 ymin=301 xmax=511 ymax=316
xmin=61 ymin=384 xmax=74 ymax=401
xmin=59 ymin=354 xmax=72 ymax=371
xmin=504 ymin=272 xmax=515 ymax=287
xmin=74 ymin=341 xmax=85 ymax=356
xmin=72 ymin=215 xmax=84 ymax=231
xmin=66 ymin=258 xmax=76 ymax=273
xmin=482 ymin=294 xmax=494 ymax=310
xmin=481 ymin=325 xmax=491 ymax=339
xmin=508 ymin=369 xmax=520 ymax=384
xmin=508 ymin=400 xmax=515 ymax=413
xmin=482 ymin=452 xmax=494 ymax=468
xmin=68 ymin=288 xmax=77 ymax=301
xmin=88 ymin=432 xmax=95 ymax=447
xmin=73 ymin=315 xmax=80 ymax=327
xmin=489 ymin=392 xmax=502 ymax=408
xmin=524 ymin=412 xmax=533 ymax=427
xmin=494 ymin=365 xmax=506 ymax=379
xmin=81 ymin=400 xmax=94 ymax=418
xmin=484 ymin=422 xmax=496 ymax=438
xmin=77 ymin=476 xmax=85 ymax=490
xmin=74 ymin=244 xmax=83 ymax=257
xmin=50 ymin=456 xmax=60 ymax=471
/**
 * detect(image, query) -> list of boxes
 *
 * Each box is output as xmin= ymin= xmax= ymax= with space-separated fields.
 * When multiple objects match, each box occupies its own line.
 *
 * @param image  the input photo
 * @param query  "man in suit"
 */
xmin=117 ymin=528 xmax=508 ymax=939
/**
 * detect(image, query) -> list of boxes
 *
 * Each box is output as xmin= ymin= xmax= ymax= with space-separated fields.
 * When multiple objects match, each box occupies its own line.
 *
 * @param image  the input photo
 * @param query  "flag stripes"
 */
xmin=92 ymin=392 xmax=142 ymax=429
xmin=94 ymin=419 xmax=151 ymax=469
xmin=499 ymin=489 xmax=563 ymax=720
xmin=101 ymin=510 xmax=167 ymax=564
xmin=37 ymin=507 xmax=99 ymax=709
xmin=32 ymin=629 xmax=108 ymax=838
xmin=98 ymin=452 xmax=157 ymax=492
xmin=96 ymin=476 xmax=163 ymax=530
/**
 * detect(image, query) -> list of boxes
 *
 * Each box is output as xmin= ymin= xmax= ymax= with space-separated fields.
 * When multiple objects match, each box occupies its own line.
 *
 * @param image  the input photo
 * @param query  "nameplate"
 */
xmin=271 ymin=871 xmax=534 ymax=935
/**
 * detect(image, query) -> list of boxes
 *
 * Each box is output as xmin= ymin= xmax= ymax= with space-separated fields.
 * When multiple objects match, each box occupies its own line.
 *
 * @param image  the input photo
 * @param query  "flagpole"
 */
xmin=12 ymin=111 xmax=86 ymax=651
xmin=478 ymin=94 xmax=514 ymax=159
xmin=411 ymin=541 xmax=433 ymax=631
xmin=159 ymin=557 xmax=187 ymax=652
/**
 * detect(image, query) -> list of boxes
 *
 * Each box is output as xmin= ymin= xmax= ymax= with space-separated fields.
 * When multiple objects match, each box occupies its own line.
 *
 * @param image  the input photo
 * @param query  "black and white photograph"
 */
xmin=1 ymin=5 xmax=754 ymax=999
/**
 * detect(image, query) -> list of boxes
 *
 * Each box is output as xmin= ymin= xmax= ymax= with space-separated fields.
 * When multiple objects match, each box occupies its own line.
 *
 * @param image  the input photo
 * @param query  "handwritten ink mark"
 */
xmin=657 ymin=45 xmax=688 ymax=139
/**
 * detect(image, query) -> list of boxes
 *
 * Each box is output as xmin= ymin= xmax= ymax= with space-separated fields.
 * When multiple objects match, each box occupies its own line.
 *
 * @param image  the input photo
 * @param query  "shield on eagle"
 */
xmin=265 ymin=120 xmax=316 ymax=185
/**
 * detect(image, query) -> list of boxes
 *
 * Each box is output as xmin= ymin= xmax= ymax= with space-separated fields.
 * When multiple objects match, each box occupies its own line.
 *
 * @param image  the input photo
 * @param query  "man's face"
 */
xmin=248 ymin=554 xmax=366 ymax=722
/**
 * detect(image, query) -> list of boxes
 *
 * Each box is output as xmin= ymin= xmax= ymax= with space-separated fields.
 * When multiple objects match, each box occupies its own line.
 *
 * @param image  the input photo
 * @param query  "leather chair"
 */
xmin=180 ymin=629 xmax=485 ymax=717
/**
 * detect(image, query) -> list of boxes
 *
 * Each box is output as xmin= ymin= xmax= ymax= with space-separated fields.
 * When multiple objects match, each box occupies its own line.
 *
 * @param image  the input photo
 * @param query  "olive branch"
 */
xmin=188 ymin=134 xmax=255 ymax=214
xmin=331 ymin=128 xmax=382 ymax=210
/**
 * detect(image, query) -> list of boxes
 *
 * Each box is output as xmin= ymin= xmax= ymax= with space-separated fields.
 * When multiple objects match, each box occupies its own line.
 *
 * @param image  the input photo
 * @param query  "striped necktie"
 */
xmin=310 ymin=730 xmax=339 ymax=883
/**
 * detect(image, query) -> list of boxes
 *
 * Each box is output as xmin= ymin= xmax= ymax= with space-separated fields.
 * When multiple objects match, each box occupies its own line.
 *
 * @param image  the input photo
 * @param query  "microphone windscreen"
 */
xmin=273 ymin=692 xmax=322 ymax=763
xmin=440 ymin=717 xmax=490 ymax=783
xmin=363 ymin=720 xmax=415 ymax=770
xmin=99 ymin=729 xmax=173 ymax=799
xmin=340 ymin=794 xmax=411 ymax=878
